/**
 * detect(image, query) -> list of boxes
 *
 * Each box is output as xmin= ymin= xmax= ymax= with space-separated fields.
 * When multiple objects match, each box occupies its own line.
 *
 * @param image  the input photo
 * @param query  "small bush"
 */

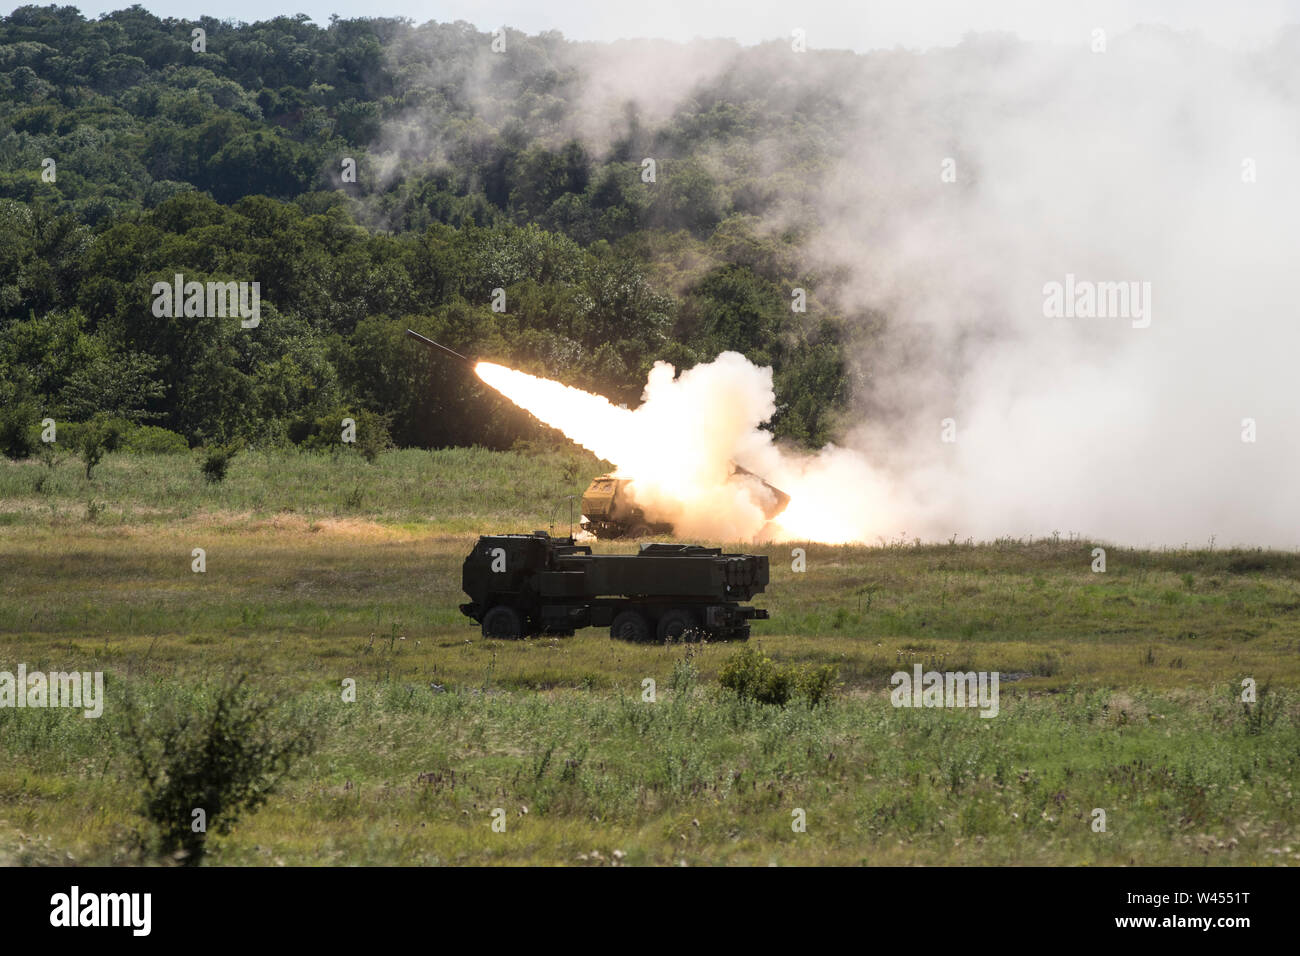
xmin=354 ymin=411 xmax=391 ymax=463
xmin=74 ymin=414 xmax=129 ymax=479
xmin=798 ymin=663 xmax=839 ymax=707
xmin=201 ymin=443 xmax=240 ymax=483
xmin=81 ymin=441 xmax=104 ymax=479
xmin=124 ymin=673 xmax=317 ymax=865
xmin=122 ymin=424 xmax=189 ymax=455
xmin=0 ymin=401 xmax=38 ymax=460
xmin=718 ymin=646 xmax=838 ymax=707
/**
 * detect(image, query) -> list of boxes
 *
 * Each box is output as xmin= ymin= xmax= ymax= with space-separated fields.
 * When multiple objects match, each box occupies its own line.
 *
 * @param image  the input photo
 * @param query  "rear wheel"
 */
xmin=481 ymin=605 xmax=524 ymax=639
xmin=610 ymin=609 xmax=651 ymax=643
xmin=657 ymin=608 xmax=698 ymax=642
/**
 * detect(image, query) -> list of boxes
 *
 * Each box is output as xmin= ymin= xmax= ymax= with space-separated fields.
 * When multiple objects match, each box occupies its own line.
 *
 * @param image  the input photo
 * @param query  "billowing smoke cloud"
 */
xmin=395 ymin=20 xmax=1300 ymax=546
xmin=808 ymin=29 xmax=1300 ymax=547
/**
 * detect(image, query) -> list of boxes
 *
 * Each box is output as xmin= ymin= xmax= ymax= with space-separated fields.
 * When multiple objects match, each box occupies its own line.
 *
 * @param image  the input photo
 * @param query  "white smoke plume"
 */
xmin=629 ymin=29 xmax=1300 ymax=547
xmin=401 ymin=18 xmax=1300 ymax=546
xmin=809 ymin=29 xmax=1300 ymax=547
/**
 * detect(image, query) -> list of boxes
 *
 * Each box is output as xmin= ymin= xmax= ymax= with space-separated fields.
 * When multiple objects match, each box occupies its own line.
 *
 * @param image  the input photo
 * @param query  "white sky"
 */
xmin=6 ymin=1 xmax=1300 ymax=51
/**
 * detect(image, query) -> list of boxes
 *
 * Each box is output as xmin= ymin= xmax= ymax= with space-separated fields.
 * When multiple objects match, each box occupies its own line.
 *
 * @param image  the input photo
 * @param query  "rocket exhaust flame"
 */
xmin=473 ymin=354 xmax=887 ymax=544
xmin=474 ymin=361 xmax=635 ymax=463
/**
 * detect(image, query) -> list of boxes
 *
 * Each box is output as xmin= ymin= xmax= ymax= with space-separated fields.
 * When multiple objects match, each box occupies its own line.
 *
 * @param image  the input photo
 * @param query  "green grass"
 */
xmin=1 ymin=449 xmax=1298 ymax=865
xmin=0 ymin=445 xmax=601 ymax=530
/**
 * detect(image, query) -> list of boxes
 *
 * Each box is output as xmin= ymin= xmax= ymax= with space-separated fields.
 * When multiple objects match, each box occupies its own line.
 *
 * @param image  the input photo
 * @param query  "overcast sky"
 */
xmin=5 ymin=1 xmax=1300 ymax=51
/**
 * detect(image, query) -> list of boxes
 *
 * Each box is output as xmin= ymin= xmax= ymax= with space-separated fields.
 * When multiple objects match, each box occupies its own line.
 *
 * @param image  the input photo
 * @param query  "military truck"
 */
xmin=578 ymin=475 xmax=671 ymax=539
xmin=459 ymin=531 xmax=769 ymax=642
xmin=579 ymin=463 xmax=792 ymax=539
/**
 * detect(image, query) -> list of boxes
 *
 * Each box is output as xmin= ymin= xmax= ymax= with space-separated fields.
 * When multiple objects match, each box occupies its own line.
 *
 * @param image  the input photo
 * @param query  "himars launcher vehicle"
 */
xmin=579 ymin=465 xmax=791 ymax=540
xmin=459 ymin=532 xmax=770 ymax=642
xmin=404 ymin=328 xmax=792 ymax=540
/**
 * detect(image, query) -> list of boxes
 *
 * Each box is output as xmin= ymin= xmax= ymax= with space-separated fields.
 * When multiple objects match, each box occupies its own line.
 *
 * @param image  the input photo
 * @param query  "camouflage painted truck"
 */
xmin=459 ymin=531 xmax=769 ymax=642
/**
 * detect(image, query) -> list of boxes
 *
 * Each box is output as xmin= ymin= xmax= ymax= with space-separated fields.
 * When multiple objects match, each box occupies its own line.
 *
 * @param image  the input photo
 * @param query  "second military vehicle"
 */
xmin=579 ymin=464 xmax=792 ymax=539
xmin=460 ymin=531 xmax=769 ymax=642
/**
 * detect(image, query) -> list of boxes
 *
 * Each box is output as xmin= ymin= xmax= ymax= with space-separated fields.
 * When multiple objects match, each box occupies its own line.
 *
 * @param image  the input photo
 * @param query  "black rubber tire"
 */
xmin=609 ymin=609 xmax=652 ymax=643
xmin=481 ymin=605 xmax=524 ymax=639
xmin=657 ymin=607 xmax=697 ymax=643
xmin=626 ymin=524 xmax=652 ymax=538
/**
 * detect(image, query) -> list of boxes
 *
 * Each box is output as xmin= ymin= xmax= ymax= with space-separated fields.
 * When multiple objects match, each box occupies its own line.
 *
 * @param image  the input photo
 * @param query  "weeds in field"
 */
xmin=343 ymin=485 xmax=364 ymax=510
xmin=1242 ymin=682 xmax=1280 ymax=736
xmin=1 ymin=669 xmax=1297 ymax=864
xmin=670 ymin=652 xmax=699 ymax=698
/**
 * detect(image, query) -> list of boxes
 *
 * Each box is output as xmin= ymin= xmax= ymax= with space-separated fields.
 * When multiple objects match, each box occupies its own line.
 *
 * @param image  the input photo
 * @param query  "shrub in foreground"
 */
xmin=718 ymin=645 xmax=838 ymax=707
xmin=124 ymin=674 xmax=317 ymax=865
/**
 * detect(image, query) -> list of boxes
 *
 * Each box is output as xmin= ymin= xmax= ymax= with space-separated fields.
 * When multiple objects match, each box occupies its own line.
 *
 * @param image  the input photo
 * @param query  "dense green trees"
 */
xmin=0 ymin=6 xmax=855 ymax=455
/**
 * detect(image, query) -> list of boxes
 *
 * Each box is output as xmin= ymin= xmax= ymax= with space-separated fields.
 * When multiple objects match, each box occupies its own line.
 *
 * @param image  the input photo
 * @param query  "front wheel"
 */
xmin=610 ymin=609 xmax=651 ymax=642
xmin=481 ymin=605 xmax=524 ymax=639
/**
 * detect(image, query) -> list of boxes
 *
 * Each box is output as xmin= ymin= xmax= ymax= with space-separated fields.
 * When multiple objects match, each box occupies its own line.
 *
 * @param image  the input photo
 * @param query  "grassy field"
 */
xmin=1 ymin=448 xmax=1298 ymax=865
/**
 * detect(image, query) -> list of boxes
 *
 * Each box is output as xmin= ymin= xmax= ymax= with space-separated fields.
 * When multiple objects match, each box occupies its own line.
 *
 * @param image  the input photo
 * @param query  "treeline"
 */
xmin=0 ymin=6 xmax=857 ymax=456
